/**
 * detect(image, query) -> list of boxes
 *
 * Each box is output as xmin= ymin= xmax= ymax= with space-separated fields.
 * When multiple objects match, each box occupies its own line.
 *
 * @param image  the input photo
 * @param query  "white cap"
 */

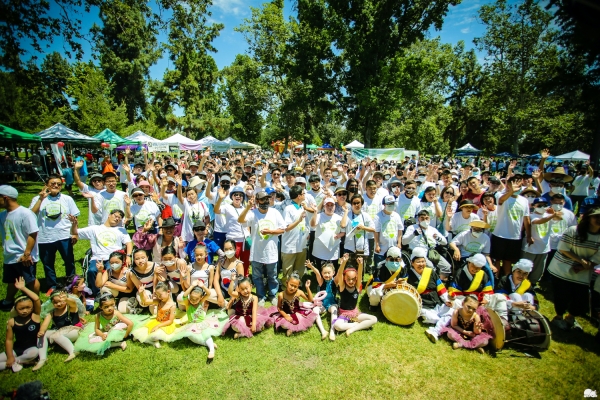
xmin=387 ymin=246 xmax=401 ymax=258
xmin=411 ymin=247 xmax=428 ymax=260
xmin=467 ymin=253 xmax=487 ymax=268
xmin=512 ymin=259 xmax=533 ymax=273
xmin=0 ymin=185 xmax=18 ymax=199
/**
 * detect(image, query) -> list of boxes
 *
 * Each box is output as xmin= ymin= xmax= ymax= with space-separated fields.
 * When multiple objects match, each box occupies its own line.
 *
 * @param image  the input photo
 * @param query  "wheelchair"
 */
xmin=401 ymin=244 xmax=456 ymax=284
xmin=81 ymin=248 xmax=93 ymax=279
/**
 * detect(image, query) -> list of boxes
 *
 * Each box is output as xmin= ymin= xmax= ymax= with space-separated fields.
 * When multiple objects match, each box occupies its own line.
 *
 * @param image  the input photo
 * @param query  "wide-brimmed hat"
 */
xmin=161 ymin=217 xmax=176 ymax=228
xmin=543 ymin=167 xmax=573 ymax=183
xmin=458 ymin=199 xmax=479 ymax=210
xmin=470 ymin=220 xmax=490 ymax=229
xmin=521 ymin=186 xmax=540 ymax=197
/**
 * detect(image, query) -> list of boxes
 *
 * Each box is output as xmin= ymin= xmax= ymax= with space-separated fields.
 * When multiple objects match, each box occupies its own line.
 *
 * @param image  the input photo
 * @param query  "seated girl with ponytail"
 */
xmin=222 ymin=275 xmax=273 ymax=339
xmin=154 ymin=245 xmax=189 ymax=295
xmin=96 ymin=251 xmax=136 ymax=313
xmin=132 ymin=282 xmax=177 ymax=348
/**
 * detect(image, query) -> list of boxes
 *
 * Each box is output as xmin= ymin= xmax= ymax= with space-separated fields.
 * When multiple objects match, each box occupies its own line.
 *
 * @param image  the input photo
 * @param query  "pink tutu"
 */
xmin=267 ymin=304 xmax=318 ymax=333
xmin=222 ymin=307 xmax=272 ymax=338
xmin=440 ymin=306 xmax=493 ymax=350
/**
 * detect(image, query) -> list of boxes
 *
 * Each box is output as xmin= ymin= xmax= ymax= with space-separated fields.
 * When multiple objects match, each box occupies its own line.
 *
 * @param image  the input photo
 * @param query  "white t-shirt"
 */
xmin=80 ymin=183 xmax=103 ymax=226
xmin=477 ymin=207 xmax=498 ymax=235
xmin=373 ymin=211 xmax=404 ymax=255
xmin=311 ymin=212 xmax=343 ymax=261
xmin=246 ymin=208 xmax=285 ymax=264
xmin=362 ymin=194 xmax=382 ymax=239
xmin=548 ymin=208 xmax=577 ymax=250
xmin=130 ymin=200 xmax=161 ymax=230
xmin=451 ymin=230 xmax=491 ymax=258
xmin=523 ymin=211 xmax=552 ymax=254
xmin=420 ymin=201 xmax=441 ymax=228
xmin=402 ymin=225 xmax=448 ymax=250
xmin=0 ymin=206 xmax=39 ymax=263
xmin=99 ymin=190 xmax=127 ymax=226
xmin=218 ymin=204 xmax=248 ymax=242
xmin=210 ymin=189 xmax=231 ymax=232
xmin=492 ymin=193 xmax=530 ymax=240
xmin=344 ymin=210 xmax=374 ymax=255
xmin=29 ymin=194 xmax=80 ymax=244
xmin=396 ymin=193 xmax=421 ymax=221
xmin=77 ymin=225 xmax=131 ymax=261
xmin=182 ymin=200 xmax=208 ymax=242
xmin=376 ymin=187 xmax=389 ymax=198
xmin=162 ymin=192 xmax=183 ymax=220
xmin=572 ymin=175 xmax=592 ymax=196
xmin=449 ymin=212 xmax=481 ymax=236
xmin=281 ymin=202 xmax=309 ymax=254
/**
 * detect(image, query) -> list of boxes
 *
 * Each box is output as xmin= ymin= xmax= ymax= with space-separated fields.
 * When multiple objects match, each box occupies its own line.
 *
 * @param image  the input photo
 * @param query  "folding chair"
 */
xmin=32 ymin=165 xmax=48 ymax=182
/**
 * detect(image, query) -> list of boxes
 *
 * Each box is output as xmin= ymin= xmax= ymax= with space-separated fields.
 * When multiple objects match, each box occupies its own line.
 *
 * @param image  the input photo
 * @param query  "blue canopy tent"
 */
xmin=493 ymin=152 xmax=520 ymax=158
xmin=454 ymin=143 xmax=482 ymax=155
xmin=36 ymin=123 xmax=102 ymax=146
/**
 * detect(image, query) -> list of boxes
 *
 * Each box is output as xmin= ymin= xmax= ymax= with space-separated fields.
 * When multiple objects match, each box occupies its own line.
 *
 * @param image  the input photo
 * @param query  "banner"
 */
xmin=351 ymin=148 xmax=406 ymax=161
xmin=147 ymin=142 xmax=169 ymax=152
xmin=50 ymin=143 xmax=67 ymax=175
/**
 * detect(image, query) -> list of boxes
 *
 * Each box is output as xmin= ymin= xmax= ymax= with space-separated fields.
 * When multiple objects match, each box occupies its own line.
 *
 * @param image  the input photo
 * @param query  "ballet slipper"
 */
xmin=476 ymin=348 xmax=485 ymax=354
xmin=329 ymin=331 xmax=336 ymax=341
xmin=64 ymin=353 xmax=76 ymax=363
xmin=452 ymin=342 xmax=461 ymax=350
xmin=154 ymin=342 xmax=161 ymax=349
xmin=321 ymin=332 xmax=328 ymax=341
xmin=286 ymin=329 xmax=293 ymax=337
xmin=32 ymin=359 xmax=46 ymax=371
xmin=121 ymin=342 xmax=127 ymax=351
xmin=233 ymin=333 xmax=240 ymax=339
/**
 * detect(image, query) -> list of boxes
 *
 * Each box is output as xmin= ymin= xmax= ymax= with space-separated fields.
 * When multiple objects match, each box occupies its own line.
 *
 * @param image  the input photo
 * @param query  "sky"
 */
xmin=31 ymin=0 xmax=497 ymax=79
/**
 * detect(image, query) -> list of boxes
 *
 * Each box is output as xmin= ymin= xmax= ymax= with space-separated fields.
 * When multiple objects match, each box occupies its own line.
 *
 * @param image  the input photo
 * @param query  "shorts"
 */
xmin=490 ymin=235 xmax=522 ymax=262
xmin=3 ymin=262 xmax=37 ymax=284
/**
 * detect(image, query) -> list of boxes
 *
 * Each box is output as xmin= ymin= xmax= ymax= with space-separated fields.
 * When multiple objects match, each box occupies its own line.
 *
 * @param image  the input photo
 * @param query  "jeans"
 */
xmin=251 ymin=261 xmax=278 ymax=301
xmin=38 ymin=238 xmax=75 ymax=289
xmin=88 ymin=260 xmax=109 ymax=297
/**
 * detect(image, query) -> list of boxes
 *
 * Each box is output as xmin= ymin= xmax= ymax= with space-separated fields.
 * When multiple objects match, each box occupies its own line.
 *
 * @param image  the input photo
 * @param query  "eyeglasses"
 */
xmin=232 ymin=193 xmax=243 ymax=197
xmin=272 ymin=173 xmax=280 ymax=177
xmin=390 ymin=185 xmax=400 ymax=189
xmin=351 ymin=202 xmax=362 ymax=206
xmin=48 ymin=182 xmax=63 ymax=186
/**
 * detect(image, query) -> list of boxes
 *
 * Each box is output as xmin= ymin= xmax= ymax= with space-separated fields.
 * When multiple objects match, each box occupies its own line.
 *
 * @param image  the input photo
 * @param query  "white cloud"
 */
xmin=212 ymin=0 xmax=246 ymax=15
xmin=454 ymin=16 xmax=475 ymax=26
xmin=461 ymin=27 xmax=471 ymax=34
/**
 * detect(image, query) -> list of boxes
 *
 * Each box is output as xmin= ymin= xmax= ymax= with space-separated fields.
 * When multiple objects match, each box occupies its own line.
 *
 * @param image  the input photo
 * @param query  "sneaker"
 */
xmin=0 ymin=300 xmax=14 ymax=312
xmin=425 ymin=328 xmax=438 ymax=344
xmin=268 ymin=297 xmax=278 ymax=305
xmin=258 ymin=299 xmax=266 ymax=307
xmin=551 ymin=318 xmax=569 ymax=331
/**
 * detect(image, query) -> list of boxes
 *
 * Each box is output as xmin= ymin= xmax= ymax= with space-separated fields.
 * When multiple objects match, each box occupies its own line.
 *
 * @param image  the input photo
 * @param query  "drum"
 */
xmin=381 ymin=282 xmax=422 ymax=325
xmin=487 ymin=308 xmax=552 ymax=351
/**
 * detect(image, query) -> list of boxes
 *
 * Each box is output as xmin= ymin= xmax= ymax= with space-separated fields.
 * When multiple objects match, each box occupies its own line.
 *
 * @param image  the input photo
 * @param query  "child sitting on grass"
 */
xmin=441 ymin=295 xmax=492 ymax=354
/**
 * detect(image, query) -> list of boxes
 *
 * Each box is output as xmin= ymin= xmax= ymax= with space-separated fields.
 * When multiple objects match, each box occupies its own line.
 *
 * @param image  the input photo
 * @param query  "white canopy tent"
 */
xmin=553 ymin=150 xmax=590 ymax=161
xmin=242 ymin=141 xmax=260 ymax=149
xmin=197 ymin=135 xmax=230 ymax=152
xmin=345 ymin=140 xmax=364 ymax=149
xmin=124 ymin=130 xmax=163 ymax=143
xmin=223 ymin=137 xmax=251 ymax=149
xmin=160 ymin=133 xmax=198 ymax=146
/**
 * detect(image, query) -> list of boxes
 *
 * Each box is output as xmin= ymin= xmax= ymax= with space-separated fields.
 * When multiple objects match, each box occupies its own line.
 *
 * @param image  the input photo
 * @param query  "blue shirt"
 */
xmin=62 ymin=167 xmax=74 ymax=185
xmin=541 ymin=192 xmax=573 ymax=211
xmin=185 ymin=237 xmax=221 ymax=263
xmin=75 ymin=156 xmax=88 ymax=176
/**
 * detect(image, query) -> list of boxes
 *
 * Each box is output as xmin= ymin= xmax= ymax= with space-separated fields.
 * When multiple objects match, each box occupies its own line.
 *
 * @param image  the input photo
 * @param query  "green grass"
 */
xmin=1 ymin=182 xmax=600 ymax=399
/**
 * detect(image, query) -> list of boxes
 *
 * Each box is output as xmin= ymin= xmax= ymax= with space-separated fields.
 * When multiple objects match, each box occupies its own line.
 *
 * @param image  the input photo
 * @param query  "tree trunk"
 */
xmin=591 ymin=125 xmax=600 ymax=168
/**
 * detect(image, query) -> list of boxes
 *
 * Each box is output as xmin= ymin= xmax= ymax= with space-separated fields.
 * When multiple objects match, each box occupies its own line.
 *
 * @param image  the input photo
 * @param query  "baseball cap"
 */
xmin=264 ymin=187 xmax=276 ymax=195
xmin=256 ymin=191 xmax=269 ymax=200
xmin=295 ymin=177 xmax=306 ymax=184
xmin=0 ymin=185 xmax=18 ymax=199
xmin=532 ymin=197 xmax=548 ymax=206
xmin=382 ymin=195 xmax=396 ymax=205
xmin=323 ymin=197 xmax=335 ymax=205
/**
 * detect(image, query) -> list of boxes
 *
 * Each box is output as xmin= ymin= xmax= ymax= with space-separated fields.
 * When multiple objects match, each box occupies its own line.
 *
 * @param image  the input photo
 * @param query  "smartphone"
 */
xmin=37 ymin=334 xmax=45 ymax=348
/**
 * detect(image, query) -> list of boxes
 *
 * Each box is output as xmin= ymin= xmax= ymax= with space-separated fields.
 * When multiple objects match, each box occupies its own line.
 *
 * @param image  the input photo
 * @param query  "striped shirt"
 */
xmin=547 ymin=226 xmax=600 ymax=284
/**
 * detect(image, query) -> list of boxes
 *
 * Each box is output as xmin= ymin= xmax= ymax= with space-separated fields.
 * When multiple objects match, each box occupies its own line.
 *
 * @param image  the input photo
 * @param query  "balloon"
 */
xmin=101 ymin=142 xmax=110 ymax=148
xmin=109 ymin=144 xmax=117 ymax=149
xmin=57 ymin=142 xmax=65 ymax=148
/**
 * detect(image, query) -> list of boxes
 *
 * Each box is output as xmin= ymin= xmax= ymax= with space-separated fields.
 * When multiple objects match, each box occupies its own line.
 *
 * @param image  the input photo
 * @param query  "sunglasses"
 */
xmin=133 ymin=193 xmax=144 ymax=197
xmin=48 ymin=182 xmax=63 ymax=186
xmin=193 ymin=227 xmax=206 ymax=232
xmin=336 ymin=193 xmax=347 ymax=196
xmin=232 ymin=193 xmax=243 ymax=197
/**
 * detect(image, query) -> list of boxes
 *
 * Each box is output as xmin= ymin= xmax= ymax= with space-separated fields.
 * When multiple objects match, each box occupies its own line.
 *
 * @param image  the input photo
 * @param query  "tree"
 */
xmin=152 ymin=1 xmax=227 ymax=139
xmin=318 ymin=0 xmax=459 ymax=147
xmin=220 ymin=54 xmax=268 ymax=143
xmin=93 ymin=0 xmax=161 ymax=124
xmin=66 ymin=61 xmax=128 ymax=135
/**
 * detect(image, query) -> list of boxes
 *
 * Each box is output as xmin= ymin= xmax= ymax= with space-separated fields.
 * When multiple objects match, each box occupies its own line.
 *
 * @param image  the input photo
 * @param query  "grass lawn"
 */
xmin=1 ymin=181 xmax=599 ymax=399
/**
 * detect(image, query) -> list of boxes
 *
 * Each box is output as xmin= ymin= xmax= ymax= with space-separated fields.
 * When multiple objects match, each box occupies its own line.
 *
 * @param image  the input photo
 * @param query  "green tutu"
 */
xmin=168 ymin=310 xmax=228 ymax=346
xmin=75 ymin=314 xmax=148 ymax=355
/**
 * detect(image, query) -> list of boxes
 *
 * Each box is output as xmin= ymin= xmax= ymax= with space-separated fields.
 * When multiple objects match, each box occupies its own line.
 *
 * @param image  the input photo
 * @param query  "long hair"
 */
xmin=577 ymin=207 xmax=599 ymax=242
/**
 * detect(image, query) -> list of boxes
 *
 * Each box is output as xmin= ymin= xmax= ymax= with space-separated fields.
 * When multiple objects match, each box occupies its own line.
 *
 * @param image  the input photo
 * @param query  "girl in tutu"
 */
xmin=222 ymin=276 xmax=272 ymax=339
xmin=268 ymin=273 xmax=318 ymax=337
xmin=38 ymin=286 xmax=85 ymax=365
xmin=67 ymin=275 xmax=93 ymax=314
xmin=333 ymin=254 xmax=378 ymax=337
xmin=131 ymin=282 xmax=177 ymax=348
xmin=74 ymin=293 xmax=141 ymax=355
xmin=1 ymin=278 xmax=42 ymax=372
xmin=441 ymin=295 xmax=492 ymax=354
xmin=173 ymin=280 xmax=228 ymax=360
xmin=306 ymin=261 xmax=339 ymax=341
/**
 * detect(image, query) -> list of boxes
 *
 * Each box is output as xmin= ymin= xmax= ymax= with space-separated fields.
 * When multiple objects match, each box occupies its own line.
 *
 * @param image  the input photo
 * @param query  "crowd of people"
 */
xmin=1 ymin=146 xmax=599 ymax=371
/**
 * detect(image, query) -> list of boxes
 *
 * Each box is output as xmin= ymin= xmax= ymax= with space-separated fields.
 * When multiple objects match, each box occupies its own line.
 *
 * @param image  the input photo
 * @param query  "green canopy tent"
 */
xmin=0 ymin=124 xmax=42 ymax=143
xmin=94 ymin=128 xmax=140 ymax=145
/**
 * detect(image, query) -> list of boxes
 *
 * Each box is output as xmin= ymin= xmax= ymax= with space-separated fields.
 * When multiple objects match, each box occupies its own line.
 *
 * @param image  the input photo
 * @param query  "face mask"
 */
xmin=245 ymin=190 xmax=253 ymax=197
xmin=225 ymin=250 xmax=236 ymax=259
xmin=386 ymin=261 xmax=401 ymax=271
xmin=534 ymin=206 xmax=545 ymax=214
xmin=418 ymin=176 xmax=426 ymax=182
xmin=419 ymin=220 xmax=430 ymax=229
xmin=258 ymin=202 xmax=269 ymax=210
xmin=348 ymin=186 xmax=358 ymax=193
xmin=551 ymin=187 xmax=563 ymax=194
xmin=385 ymin=204 xmax=395 ymax=212
xmin=163 ymin=261 xmax=175 ymax=267
xmin=471 ymin=231 xmax=482 ymax=238
xmin=526 ymin=197 xmax=535 ymax=204
xmin=110 ymin=263 xmax=122 ymax=271
xmin=332 ymin=171 xmax=339 ymax=177
xmin=551 ymin=204 xmax=563 ymax=212
xmin=160 ymin=173 xmax=167 ymax=178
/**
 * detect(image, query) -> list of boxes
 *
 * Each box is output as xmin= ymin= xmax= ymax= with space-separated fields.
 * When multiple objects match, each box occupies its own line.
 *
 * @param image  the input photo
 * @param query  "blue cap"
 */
xmin=265 ymin=187 xmax=276 ymax=195
xmin=532 ymin=197 xmax=547 ymax=206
